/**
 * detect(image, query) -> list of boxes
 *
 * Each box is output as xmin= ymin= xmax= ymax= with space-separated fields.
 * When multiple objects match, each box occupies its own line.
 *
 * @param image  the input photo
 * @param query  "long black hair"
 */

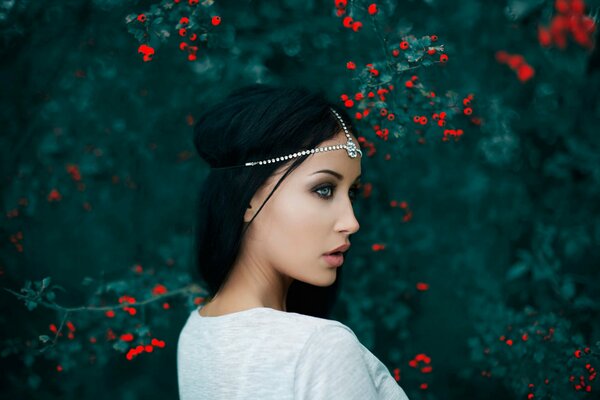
xmin=192 ymin=83 xmax=359 ymax=319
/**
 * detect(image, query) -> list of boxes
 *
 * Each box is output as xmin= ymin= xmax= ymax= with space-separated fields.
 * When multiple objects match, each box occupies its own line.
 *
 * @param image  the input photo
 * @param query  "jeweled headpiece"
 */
xmin=210 ymin=107 xmax=362 ymax=170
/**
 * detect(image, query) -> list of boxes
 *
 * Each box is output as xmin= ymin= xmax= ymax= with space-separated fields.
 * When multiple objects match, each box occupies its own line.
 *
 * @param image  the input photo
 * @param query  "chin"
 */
xmin=312 ymin=271 xmax=338 ymax=287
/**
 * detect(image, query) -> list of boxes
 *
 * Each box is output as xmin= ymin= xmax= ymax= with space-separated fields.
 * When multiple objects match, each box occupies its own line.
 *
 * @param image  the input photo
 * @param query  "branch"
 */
xmin=4 ymin=282 xmax=204 ymax=313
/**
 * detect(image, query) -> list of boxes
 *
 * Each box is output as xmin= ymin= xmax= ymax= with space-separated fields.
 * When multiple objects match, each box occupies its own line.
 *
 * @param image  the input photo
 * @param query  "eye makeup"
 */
xmin=313 ymin=182 xmax=362 ymax=201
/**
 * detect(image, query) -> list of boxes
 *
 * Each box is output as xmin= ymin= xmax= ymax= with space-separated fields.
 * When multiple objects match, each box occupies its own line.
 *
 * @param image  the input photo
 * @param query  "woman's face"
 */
xmin=243 ymin=129 xmax=362 ymax=287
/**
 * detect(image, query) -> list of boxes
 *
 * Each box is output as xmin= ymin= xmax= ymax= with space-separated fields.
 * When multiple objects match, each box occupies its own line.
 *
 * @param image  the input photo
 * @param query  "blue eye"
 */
xmin=314 ymin=184 xmax=361 ymax=202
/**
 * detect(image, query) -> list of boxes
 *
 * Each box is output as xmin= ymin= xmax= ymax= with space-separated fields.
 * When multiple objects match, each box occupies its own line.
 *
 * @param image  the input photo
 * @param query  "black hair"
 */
xmin=192 ymin=83 xmax=359 ymax=319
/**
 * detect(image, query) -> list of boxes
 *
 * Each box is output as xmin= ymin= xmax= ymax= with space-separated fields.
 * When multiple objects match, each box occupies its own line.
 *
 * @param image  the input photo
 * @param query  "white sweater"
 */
xmin=177 ymin=304 xmax=410 ymax=399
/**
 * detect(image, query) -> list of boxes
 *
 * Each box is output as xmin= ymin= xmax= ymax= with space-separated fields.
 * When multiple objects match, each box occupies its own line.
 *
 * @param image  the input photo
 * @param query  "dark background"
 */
xmin=1 ymin=0 xmax=599 ymax=398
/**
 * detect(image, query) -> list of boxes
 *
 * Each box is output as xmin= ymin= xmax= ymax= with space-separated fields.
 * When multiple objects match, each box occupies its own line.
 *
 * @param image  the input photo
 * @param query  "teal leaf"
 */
xmin=506 ymin=262 xmax=529 ymax=281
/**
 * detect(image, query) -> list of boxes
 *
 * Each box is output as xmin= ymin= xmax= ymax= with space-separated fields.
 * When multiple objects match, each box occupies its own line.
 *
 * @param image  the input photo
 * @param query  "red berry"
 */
xmin=538 ymin=26 xmax=552 ymax=47
xmin=495 ymin=50 xmax=509 ymax=63
xmin=335 ymin=0 xmax=347 ymax=9
xmin=211 ymin=16 xmax=221 ymax=26
xmin=517 ymin=64 xmax=535 ymax=82
xmin=554 ymin=0 xmax=569 ymax=14
xmin=508 ymin=55 xmax=525 ymax=69
xmin=440 ymin=54 xmax=448 ymax=63
xmin=368 ymin=4 xmax=377 ymax=15
xmin=571 ymin=0 xmax=586 ymax=15
xmin=138 ymin=44 xmax=155 ymax=62
xmin=400 ymin=40 xmax=409 ymax=50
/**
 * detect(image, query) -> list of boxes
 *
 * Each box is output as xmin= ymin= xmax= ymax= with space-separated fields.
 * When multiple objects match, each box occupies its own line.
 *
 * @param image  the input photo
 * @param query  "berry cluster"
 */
xmin=129 ymin=1 xmax=222 ymax=62
xmin=334 ymin=0 xmax=363 ymax=32
xmin=538 ymin=0 xmax=596 ymax=49
xmin=125 ymin=338 xmax=167 ymax=361
xmin=408 ymin=353 xmax=432 ymax=390
xmin=495 ymin=51 xmax=535 ymax=82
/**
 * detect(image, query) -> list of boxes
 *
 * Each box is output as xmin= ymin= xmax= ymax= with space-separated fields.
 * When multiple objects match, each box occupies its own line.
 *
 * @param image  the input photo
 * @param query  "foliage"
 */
xmin=1 ymin=0 xmax=599 ymax=398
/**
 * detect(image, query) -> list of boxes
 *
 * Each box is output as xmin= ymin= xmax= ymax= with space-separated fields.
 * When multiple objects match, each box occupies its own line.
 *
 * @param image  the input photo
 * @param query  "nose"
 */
xmin=337 ymin=199 xmax=360 ymax=235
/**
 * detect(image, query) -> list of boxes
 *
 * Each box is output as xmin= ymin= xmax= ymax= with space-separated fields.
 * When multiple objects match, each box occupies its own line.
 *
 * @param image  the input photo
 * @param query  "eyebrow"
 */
xmin=311 ymin=169 xmax=361 ymax=182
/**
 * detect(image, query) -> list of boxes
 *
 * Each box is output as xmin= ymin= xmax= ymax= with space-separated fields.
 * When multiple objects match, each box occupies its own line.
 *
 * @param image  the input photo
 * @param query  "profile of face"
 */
xmin=242 ymin=129 xmax=362 ymax=288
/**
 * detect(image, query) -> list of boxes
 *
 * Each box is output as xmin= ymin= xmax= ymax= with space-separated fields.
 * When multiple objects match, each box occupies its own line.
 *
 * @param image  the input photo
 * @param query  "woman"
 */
xmin=177 ymin=83 xmax=410 ymax=399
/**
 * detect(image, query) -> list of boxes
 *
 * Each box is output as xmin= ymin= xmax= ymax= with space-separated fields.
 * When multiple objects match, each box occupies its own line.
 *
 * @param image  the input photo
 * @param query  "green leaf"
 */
xmin=106 ymin=280 xmax=128 ymax=293
xmin=573 ymin=295 xmax=596 ymax=309
xmin=134 ymin=30 xmax=146 ymax=43
xmin=52 ymin=284 xmax=67 ymax=293
xmin=561 ymin=279 xmax=575 ymax=300
xmin=506 ymin=262 xmax=528 ymax=281
xmin=395 ymin=61 xmax=410 ymax=72
xmin=23 ymin=353 xmax=34 ymax=367
xmin=112 ymin=341 xmax=129 ymax=352
xmin=81 ymin=277 xmax=95 ymax=286
xmin=125 ymin=13 xmax=137 ymax=24
xmin=405 ymin=51 xmax=421 ymax=63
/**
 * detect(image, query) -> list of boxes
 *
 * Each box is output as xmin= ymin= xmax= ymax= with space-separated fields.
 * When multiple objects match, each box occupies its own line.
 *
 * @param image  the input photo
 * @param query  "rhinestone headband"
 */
xmin=210 ymin=107 xmax=362 ymax=170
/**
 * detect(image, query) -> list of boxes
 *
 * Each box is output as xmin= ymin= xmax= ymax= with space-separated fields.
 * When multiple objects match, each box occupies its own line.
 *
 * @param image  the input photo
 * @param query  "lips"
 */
xmin=323 ymin=253 xmax=344 ymax=267
xmin=325 ymin=243 xmax=351 ymax=255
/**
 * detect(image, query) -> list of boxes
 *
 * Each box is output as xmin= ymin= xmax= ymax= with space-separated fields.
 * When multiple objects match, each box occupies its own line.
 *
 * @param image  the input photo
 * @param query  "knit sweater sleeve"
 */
xmin=293 ymin=323 xmax=410 ymax=400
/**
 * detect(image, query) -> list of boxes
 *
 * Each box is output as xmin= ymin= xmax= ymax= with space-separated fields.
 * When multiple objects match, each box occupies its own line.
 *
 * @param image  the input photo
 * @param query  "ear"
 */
xmin=244 ymin=170 xmax=282 ymax=223
xmin=244 ymin=180 xmax=271 ymax=223
xmin=244 ymin=187 xmax=265 ymax=223
xmin=243 ymin=202 xmax=254 ymax=223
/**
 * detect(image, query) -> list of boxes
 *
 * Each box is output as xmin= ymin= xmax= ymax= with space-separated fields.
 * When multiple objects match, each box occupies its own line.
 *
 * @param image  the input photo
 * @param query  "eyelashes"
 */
xmin=314 ymin=183 xmax=361 ymax=202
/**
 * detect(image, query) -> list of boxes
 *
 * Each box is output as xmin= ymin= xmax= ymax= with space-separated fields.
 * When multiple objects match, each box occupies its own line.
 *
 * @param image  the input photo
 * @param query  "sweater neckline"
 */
xmin=194 ymin=304 xmax=282 ymax=320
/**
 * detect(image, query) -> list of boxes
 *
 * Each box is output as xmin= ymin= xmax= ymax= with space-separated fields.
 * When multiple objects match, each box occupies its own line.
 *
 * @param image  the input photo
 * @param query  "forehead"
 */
xmin=294 ymin=129 xmax=362 ymax=176
xmin=320 ymin=128 xmax=357 ymax=146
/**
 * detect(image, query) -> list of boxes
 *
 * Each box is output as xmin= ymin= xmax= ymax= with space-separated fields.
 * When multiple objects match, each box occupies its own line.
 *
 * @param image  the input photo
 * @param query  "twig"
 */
xmin=4 ymin=282 xmax=205 ymax=313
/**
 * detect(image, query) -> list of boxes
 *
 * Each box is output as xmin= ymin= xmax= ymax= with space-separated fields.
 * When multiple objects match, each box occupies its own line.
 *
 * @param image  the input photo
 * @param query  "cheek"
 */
xmin=270 ymin=192 xmax=328 ymax=264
